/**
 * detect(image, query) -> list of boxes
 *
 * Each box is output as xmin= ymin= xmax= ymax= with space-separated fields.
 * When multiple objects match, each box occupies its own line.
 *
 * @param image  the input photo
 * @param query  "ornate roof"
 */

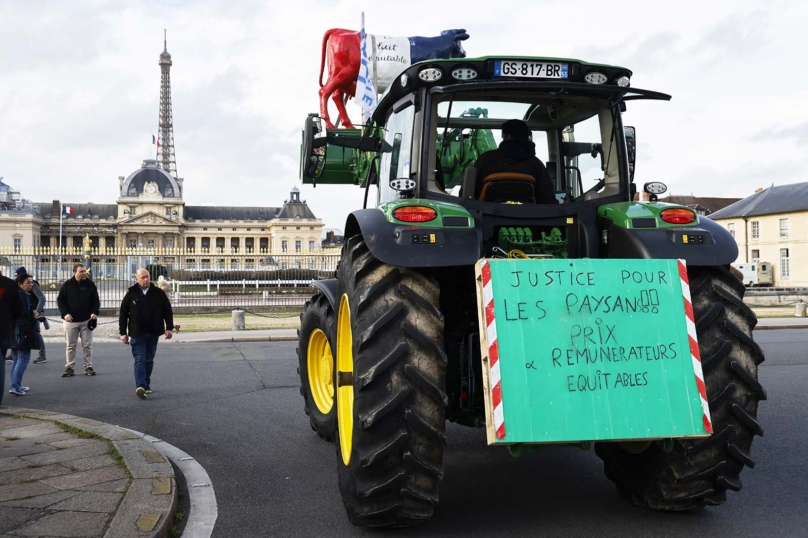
xmin=184 ymin=206 xmax=281 ymax=221
xmin=710 ymin=182 xmax=808 ymax=219
xmin=120 ymin=160 xmax=180 ymax=198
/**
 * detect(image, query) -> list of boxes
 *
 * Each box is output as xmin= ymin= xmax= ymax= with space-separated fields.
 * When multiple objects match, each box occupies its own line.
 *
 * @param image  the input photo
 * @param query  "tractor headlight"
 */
xmin=616 ymin=75 xmax=631 ymax=87
xmin=418 ymin=68 xmax=443 ymax=82
xmin=584 ymin=72 xmax=607 ymax=84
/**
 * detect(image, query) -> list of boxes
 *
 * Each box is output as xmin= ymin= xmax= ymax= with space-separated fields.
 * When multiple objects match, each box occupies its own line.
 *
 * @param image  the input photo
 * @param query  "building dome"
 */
xmin=120 ymin=159 xmax=181 ymax=198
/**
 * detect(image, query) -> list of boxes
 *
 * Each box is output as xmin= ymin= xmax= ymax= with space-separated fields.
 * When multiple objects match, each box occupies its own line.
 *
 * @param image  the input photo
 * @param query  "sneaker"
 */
xmin=85 ymin=367 xmax=96 ymax=376
xmin=21 ymin=386 xmax=30 ymax=392
xmin=61 ymin=367 xmax=75 ymax=377
xmin=33 ymin=357 xmax=47 ymax=364
xmin=8 ymin=388 xmax=25 ymax=396
xmin=136 ymin=387 xmax=146 ymax=399
xmin=145 ymin=389 xmax=153 ymax=394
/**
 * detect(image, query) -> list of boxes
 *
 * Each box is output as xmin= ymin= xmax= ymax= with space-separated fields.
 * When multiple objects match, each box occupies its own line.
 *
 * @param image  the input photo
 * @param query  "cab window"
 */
xmin=378 ymin=104 xmax=415 ymax=205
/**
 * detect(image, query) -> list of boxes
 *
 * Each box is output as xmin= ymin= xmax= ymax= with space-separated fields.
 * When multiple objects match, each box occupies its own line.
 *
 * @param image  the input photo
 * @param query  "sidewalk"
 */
xmin=0 ymin=409 xmax=176 ymax=538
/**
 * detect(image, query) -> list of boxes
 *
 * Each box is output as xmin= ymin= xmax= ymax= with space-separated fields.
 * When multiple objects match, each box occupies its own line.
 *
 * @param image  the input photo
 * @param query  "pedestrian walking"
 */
xmin=15 ymin=267 xmax=47 ymax=364
xmin=56 ymin=263 xmax=100 ymax=377
xmin=9 ymin=273 xmax=40 ymax=396
xmin=119 ymin=268 xmax=173 ymax=399
xmin=0 ymin=271 xmax=23 ymax=406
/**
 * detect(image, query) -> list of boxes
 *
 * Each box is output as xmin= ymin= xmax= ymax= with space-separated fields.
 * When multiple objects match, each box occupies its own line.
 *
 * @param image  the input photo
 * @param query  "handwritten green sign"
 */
xmin=475 ymin=258 xmax=711 ymax=445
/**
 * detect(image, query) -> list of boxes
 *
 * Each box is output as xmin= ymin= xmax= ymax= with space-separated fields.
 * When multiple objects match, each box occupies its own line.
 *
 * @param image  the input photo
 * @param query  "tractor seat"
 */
xmin=479 ymin=172 xmax=536 ymax=203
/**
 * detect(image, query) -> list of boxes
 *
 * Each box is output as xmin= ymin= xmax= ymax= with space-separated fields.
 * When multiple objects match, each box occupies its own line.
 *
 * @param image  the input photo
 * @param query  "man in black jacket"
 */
xmin=119 ymin=268 xmax=173 ymax=399
xmin=0 ymin=271 xmax=24 ymax=406
xmin=57 ymin=264 xmax=100 ymax=377
xmin=473 ymin=119 xmax=559 ymax=204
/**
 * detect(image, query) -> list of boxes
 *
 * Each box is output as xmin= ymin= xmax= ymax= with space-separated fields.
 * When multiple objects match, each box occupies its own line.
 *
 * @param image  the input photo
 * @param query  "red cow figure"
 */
xmin=319 ymin=29 xmax=360 ymax=129
xmin=319 ymin=28 xmax=470 ymax=129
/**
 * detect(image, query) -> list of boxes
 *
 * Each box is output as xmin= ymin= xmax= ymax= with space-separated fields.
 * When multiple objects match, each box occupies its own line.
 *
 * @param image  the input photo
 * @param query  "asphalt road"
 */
xmin=5 ymin=330 xmax=805 ymax=537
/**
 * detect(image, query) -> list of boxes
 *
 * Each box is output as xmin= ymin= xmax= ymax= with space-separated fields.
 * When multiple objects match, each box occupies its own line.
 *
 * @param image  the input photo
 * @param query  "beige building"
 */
xmin=710 ymin=183 xmax=808 ymax=287
xmin=0 ymin=161 xmax=325 ymax=262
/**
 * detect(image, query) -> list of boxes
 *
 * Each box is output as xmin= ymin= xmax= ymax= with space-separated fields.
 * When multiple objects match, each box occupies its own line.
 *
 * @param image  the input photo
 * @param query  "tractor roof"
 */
xmin=372 ymin=56 xmax=667 ymax=124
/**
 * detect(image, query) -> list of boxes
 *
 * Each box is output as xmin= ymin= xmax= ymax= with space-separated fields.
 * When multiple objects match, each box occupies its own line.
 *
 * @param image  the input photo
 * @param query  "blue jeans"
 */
xmin=130 ymin=333 xmax=159 ymax=390
xmin=0 ymin=340 xmax=6 ymax=406
xmin=10 ymin=349 xmax=31 ymax=392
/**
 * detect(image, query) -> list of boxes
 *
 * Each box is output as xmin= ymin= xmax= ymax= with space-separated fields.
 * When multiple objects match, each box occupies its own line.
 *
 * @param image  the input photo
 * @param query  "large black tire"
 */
xmin=595 ymin=266 xmax=766 ymax=509
xmin=297 ymin=293 xmax=337 ymax=441
xmin=335 ymin=236 xmax=447 ymax=527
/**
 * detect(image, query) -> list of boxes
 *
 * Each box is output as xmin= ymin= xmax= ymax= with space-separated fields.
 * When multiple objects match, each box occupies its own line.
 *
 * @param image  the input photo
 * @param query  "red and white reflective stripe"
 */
xmin=678 ymin=260 xmax=713 ymax=433
xmin=480 ymin=260 xmax=506 ymax=439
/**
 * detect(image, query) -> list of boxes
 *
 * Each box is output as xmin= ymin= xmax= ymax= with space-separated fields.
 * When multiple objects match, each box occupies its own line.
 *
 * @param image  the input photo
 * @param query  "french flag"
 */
xmin=63 ymin=206 xmax=75 ymax=215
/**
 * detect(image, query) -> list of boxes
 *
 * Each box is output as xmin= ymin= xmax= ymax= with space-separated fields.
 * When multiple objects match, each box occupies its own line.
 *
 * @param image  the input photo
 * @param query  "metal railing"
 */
xmin=0 ymin=247 xmax=341 ymax=312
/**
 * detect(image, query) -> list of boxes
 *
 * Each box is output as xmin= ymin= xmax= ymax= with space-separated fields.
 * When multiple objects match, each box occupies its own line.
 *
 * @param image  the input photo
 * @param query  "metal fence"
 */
xmin=0 ymin=248 xmax=341 ymax=312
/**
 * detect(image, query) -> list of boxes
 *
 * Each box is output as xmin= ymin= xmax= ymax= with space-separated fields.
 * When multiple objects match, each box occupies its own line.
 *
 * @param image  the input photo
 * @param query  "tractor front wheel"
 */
xmin=334 ymin=236 xmax=447 ymax=527
xmin=297 ymin=294 xmax=337 ymax=441
xmin=595 ymin=266 xmax=766 ymax=509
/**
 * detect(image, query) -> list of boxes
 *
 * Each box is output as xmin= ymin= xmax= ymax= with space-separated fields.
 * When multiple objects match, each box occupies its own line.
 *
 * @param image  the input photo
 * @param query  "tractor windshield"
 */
xmin=424 ymin=92 xmax=626 ymax=204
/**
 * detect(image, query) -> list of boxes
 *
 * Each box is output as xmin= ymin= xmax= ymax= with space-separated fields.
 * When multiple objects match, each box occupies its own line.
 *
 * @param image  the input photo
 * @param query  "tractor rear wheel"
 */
xmin=297 ymin=293 xmax=337 ymax=441
xmin=595 ymin=266 xmax=766 ymax=509
xmin=334 ymin=236 xmax=447 ymax=527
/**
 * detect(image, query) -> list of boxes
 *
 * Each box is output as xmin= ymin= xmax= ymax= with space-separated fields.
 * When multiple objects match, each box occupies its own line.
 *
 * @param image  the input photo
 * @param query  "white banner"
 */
xmin=357 ymin=13 xmax=378 ymax=125
xmin=369 ymin=35 xmax=411 ymax=92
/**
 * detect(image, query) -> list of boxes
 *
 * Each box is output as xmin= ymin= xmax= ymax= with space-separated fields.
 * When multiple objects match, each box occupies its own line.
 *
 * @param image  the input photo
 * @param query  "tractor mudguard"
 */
xmin=607 ymin=217 xmax=738 ymax=266
xmin=344 ymin=208 xmax=481 ymax=268
xmin=311 ymin=279 xmax=338 ymax=310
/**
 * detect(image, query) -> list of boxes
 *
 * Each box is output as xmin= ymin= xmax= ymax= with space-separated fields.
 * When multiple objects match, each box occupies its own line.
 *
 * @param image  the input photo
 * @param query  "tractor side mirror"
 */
xmin=624 ymin=126 xmax=636 ymax=181
xmin=301 ymin=115 xmax=325 ymax=179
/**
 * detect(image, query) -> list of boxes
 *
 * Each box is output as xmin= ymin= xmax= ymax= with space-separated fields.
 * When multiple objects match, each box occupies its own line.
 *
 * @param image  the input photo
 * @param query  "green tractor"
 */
xmin=297 ymin=57 xmax=764 ymax=527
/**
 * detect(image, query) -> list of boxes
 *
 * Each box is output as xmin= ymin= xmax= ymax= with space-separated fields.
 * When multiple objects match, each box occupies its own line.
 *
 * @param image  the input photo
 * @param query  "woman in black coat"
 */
xmin=9 ymin=273 xmax=40 ymax=396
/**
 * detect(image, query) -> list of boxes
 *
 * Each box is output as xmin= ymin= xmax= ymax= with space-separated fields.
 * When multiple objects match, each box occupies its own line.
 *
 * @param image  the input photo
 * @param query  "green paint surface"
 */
xmin=599 ymin=202 xmax=700 ymax=229
xmin=482 ymin=258 xmax=709 ymax=444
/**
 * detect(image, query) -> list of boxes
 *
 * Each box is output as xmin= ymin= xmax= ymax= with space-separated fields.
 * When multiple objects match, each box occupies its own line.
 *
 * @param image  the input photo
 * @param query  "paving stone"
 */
xmin=61 ymin=455 xmax=117 ymax=472
xmin=0 ymin=419 xmax=40 ymax=431
xmin=48 ymin=491 xmax=123 ymax=513
xmin=0 ymin=458 xmax=28 ymax=474
xmin=31 ymin=433 xmax=75 ymax=444
xmin=103 ymin=479 xmax=175 ymax=538
xmin=112 ymin=440 xmax=173 ymax=480
xmin=0 ymin=464 xmax=73 ymax=486
xmin=20 ymin=441 xmax=108 ymax=466
xmin=75 ymin=479 xmax=130 ymax=493
xmin=0 ymin=443 xmax=56 ymax=459
xmin=0 ymin=424 xmax=62 ymax=440
xmin=11 ymin=511 xmax=109 ymax=537
xmin=49 ymin=438 xmax=100 ymax=450
xmin=0 ymin=482 xmax=58 ymax=503
xmin=76 ymin=419 xmax=103 ymax=427
xmin=142 ymin=449 xmax=165 ymax=464
xmin=151 ymin=478 xmax=171 ymax=495
xmin=136 ymin=513 xmax=161 ymax=532
xmin=41 ymin=466 xmax=126 ymax=491
xmin=0 ymin=491 xmax=80 ymax=509
xmin=0 ymin=506 xmax=44 ymax=534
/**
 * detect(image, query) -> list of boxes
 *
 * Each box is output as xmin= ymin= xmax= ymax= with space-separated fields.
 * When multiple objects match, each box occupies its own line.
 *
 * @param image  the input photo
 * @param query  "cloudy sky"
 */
xmin=1 ymin=0 xmax=805 ymax=232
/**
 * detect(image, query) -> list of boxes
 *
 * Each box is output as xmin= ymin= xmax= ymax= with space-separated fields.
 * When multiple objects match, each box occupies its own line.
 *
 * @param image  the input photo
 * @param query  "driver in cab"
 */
xmin=473 ymin=119 xmax=558 ymax=204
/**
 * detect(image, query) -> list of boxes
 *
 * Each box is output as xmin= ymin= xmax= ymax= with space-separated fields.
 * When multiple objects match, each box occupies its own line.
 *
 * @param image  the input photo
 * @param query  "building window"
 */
xmin=751 ymin=221 xmax=759 ymax=239
xmin=13 ymin=238 xmax=21 ymax=250
xmin=246 ymin=228 xmax=251 ymax=231
xmin=727 ymin=223 xmax=735 ymax=238
xmin=751 ymin=249 xmax=760 ymax=262
xmin=147 ymin=239 xmax=155 ymax=248
xmin=295 ymin=240 xmax=301 ymax=252
xmin=781 ymin=248 xmax=790 ymax=277
xmin=165 ymin=186 xmax=173 ymax=196
xmin=282 ymin=240 xmax=288 ymax=252
xmin=261 ymin=228 xmax=265 ymax=232
xmin=282 ymin=226 xmax=287 ymax=230
xmin=217 ymin=228 xmax=222 ymax=231
xmin=203 ymin=227 xmax=208 ymax=231
xmin=232 ymin=228 xmax=237 ymax=231
xmin=309 ymin=240 xmax=315 ymax=251
xmin=165 ymin=238 xmax=173 ymax=248
xmin=128 ymin=186 xmax=136 ymax=195
xmin=296 ymin=226 xmax=300 ymax=231
xmin=779 ymin=218 xmax=790 ymax=237
xmin=129 ymin=239 xmax=137 ymax=248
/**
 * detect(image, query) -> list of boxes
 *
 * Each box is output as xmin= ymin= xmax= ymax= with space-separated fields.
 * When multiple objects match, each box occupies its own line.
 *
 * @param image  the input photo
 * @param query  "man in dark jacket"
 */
xmin=57 ymin=263 xmax=100 ymax=377
xmin=474 ymin=119 xmax=558 ymax=204
xmin=15 ymin=267 xmax=47 ymax=364
xmin=119 ymin=268 xmax=173 ymax=399
xmin=0 ymin=271 xmax=24 ymax=407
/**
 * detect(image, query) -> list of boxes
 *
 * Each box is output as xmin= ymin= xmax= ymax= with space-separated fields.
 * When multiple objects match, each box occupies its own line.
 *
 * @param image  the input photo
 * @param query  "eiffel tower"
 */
xmin=157 ymin=30 xmax=178 ymax=178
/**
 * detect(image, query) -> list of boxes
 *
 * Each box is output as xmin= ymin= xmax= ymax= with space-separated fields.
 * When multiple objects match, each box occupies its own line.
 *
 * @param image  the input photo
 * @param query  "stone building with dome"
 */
xmin=1 ymin=160 xmax=323 ymax=263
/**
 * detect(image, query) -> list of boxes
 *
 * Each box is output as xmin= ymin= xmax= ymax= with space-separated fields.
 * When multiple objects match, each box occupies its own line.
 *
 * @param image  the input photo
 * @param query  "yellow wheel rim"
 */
xmin=337 ymin=294 xmax=354 ymax=466
xmin=307 ymin=328 xmax=334 ymax=414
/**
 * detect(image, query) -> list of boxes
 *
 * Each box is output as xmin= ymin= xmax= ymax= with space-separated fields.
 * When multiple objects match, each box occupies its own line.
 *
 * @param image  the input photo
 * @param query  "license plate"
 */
xmin=494 ymin=61 xmax=569 ymax=79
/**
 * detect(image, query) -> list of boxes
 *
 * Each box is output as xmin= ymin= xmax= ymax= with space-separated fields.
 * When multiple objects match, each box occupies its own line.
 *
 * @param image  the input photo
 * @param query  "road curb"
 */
xmin=0 ymin=408 xmax=178 ymax=538
xmin=166 ymin=335 xmax=297 ymax=344
xmin=755 ymin=324 xmax=808 ymax=330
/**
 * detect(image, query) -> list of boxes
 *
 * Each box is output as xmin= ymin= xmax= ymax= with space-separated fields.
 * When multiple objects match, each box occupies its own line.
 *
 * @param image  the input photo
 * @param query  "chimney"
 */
xmin=51 ymin=200 xmax=60 ymax=217
xmin=754 ymin=187 xmax=763 ymax=193
xmin=326 ymin=230 xmax=335 ymax=242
